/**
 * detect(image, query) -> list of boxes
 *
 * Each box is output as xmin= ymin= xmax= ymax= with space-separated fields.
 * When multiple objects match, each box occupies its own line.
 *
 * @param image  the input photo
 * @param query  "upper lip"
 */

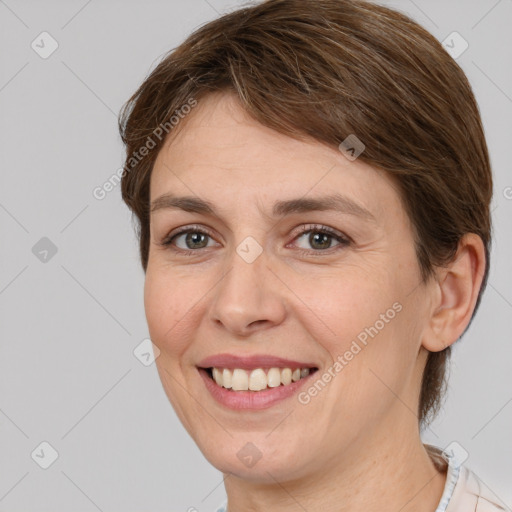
xmin=197 ymin=353 xmax=318 ymax=370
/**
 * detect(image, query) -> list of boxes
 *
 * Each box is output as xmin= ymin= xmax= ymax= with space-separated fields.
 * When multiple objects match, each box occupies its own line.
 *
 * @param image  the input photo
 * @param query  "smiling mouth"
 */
xmin=203 ymin=366 xmax=319 ymax=392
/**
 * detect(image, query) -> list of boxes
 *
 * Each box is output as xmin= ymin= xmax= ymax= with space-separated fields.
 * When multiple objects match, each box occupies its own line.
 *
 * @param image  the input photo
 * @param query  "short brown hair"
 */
xmin=118 ymin=0 xmax=493 ymax=427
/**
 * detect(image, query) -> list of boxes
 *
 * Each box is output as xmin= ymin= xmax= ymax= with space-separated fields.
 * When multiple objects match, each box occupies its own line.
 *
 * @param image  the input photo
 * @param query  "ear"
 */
xmin=421 ymin=233 xmax=487 ymax=352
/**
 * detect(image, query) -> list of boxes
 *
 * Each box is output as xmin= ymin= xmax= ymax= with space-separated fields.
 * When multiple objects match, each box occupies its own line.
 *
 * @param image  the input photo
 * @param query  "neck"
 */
xmin=223 ymin=416 xmax=446 ymax=512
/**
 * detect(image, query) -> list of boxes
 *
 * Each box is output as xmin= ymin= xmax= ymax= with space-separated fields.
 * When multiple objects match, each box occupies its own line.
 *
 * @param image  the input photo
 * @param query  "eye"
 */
xmin=159 ymin=223 xmax=350 ymax=255
xmin=161 ymin=226 xmax=217 ymax=252
xmin=292 ymin=224 xmax=350 ymax=252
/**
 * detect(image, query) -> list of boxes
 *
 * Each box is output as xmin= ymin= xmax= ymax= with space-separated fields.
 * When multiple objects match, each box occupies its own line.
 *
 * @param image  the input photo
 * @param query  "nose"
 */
xmin=208 ymin=245 xmax=287 ymax=337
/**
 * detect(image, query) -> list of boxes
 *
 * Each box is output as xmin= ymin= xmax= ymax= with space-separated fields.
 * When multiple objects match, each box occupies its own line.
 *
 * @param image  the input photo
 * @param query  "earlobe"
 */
xmin=421 ymin=233 xmax=486 ymax=353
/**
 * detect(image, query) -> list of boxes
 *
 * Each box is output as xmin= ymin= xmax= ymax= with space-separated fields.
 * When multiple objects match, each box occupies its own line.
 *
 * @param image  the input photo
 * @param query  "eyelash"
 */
xmin=160 ymin=223 xmax=351 ymax=256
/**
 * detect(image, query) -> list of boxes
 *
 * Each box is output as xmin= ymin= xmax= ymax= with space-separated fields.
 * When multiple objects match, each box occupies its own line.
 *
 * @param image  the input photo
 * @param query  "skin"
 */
xmin=144 ymin=91 xmax=486 ymax=512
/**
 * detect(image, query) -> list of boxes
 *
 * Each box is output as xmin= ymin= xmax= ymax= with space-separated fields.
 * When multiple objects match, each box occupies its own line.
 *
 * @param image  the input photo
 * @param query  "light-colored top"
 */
xmin=213 ymin=444 xmax=505 ymax=512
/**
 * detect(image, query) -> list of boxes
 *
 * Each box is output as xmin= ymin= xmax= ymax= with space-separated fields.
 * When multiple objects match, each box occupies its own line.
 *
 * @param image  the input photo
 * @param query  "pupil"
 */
xmin=310 ymin=232 xmax=330 ymax=249
xmin=187 ymin=232 xmax=207 ymax=248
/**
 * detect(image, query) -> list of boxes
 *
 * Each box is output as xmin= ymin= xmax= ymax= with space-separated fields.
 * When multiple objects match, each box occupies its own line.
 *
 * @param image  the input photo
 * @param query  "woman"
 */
xmin=118 ymin=0 xmax=502 ymax=510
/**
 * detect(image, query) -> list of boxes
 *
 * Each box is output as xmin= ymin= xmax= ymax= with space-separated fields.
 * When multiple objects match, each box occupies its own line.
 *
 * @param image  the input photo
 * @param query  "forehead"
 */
xmin=150 ymin=92 xmax=404 ymax=225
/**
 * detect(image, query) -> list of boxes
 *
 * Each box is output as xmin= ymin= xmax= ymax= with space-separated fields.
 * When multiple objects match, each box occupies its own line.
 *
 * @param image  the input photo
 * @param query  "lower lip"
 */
xmin=197 ymin=367 xmax=317 ymax=410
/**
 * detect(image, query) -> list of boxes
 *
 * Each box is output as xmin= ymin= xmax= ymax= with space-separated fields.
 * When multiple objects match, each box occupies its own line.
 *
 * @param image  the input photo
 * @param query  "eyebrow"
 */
xmin=150 ymin=193 xmax=375 ymax=221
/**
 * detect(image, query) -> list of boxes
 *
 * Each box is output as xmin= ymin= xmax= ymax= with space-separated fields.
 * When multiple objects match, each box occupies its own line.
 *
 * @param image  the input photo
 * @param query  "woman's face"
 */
xmin=145 ymin=91 xmax=434 ymax=482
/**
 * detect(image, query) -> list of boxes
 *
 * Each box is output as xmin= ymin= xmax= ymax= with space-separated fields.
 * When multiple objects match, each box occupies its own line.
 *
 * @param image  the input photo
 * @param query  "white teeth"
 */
xmin=213 ymin=367 xmax=223 ymax=386
xmin=267 ymin=367 xmax=282 ymax=388
xmin=281 ymin=368 xmax=292 ymax=385
xmin=231 ymin=369 xmax=249 ymax=391
xmin=249 ymin=369 xmax=267 ymax=391
xmin=210 ymin=366 xmax=314 ymax=391
xmin=222 ymin=368 xmax=232 ymax=389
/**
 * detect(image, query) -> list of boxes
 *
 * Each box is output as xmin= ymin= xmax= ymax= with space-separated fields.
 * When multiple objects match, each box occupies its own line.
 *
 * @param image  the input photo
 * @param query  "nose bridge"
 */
xmin=209 ymin=237 xmax=286 ymax=334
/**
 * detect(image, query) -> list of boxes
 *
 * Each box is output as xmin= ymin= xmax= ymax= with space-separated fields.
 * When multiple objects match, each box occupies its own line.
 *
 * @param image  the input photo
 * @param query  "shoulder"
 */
xmin=424 ymin=444 xmax=506 ymax=512
xmin=446 ymin=464 xmax=507 ymax=512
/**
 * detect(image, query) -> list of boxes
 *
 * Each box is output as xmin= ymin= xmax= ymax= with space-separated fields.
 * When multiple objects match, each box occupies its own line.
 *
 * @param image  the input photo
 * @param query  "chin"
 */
xmin=202 ymin=441 xmax=313 ymax=484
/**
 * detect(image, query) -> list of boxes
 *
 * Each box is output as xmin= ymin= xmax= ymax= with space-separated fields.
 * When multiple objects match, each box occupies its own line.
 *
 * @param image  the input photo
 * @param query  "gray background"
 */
xmin=0 ymin=0 xmax=511 ymax=510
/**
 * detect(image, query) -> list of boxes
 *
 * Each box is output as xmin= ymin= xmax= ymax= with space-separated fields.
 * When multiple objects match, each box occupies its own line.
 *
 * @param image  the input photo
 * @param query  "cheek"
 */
xmin=143 ymin=267 xmax=199 ymax=357
xmin=288 ymin=265 xmax=414 ymax=395
xmin=321 ymin=289 xmax=421 ymax=426
xmin=286 ymin=264 xmax=397 ymax=349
